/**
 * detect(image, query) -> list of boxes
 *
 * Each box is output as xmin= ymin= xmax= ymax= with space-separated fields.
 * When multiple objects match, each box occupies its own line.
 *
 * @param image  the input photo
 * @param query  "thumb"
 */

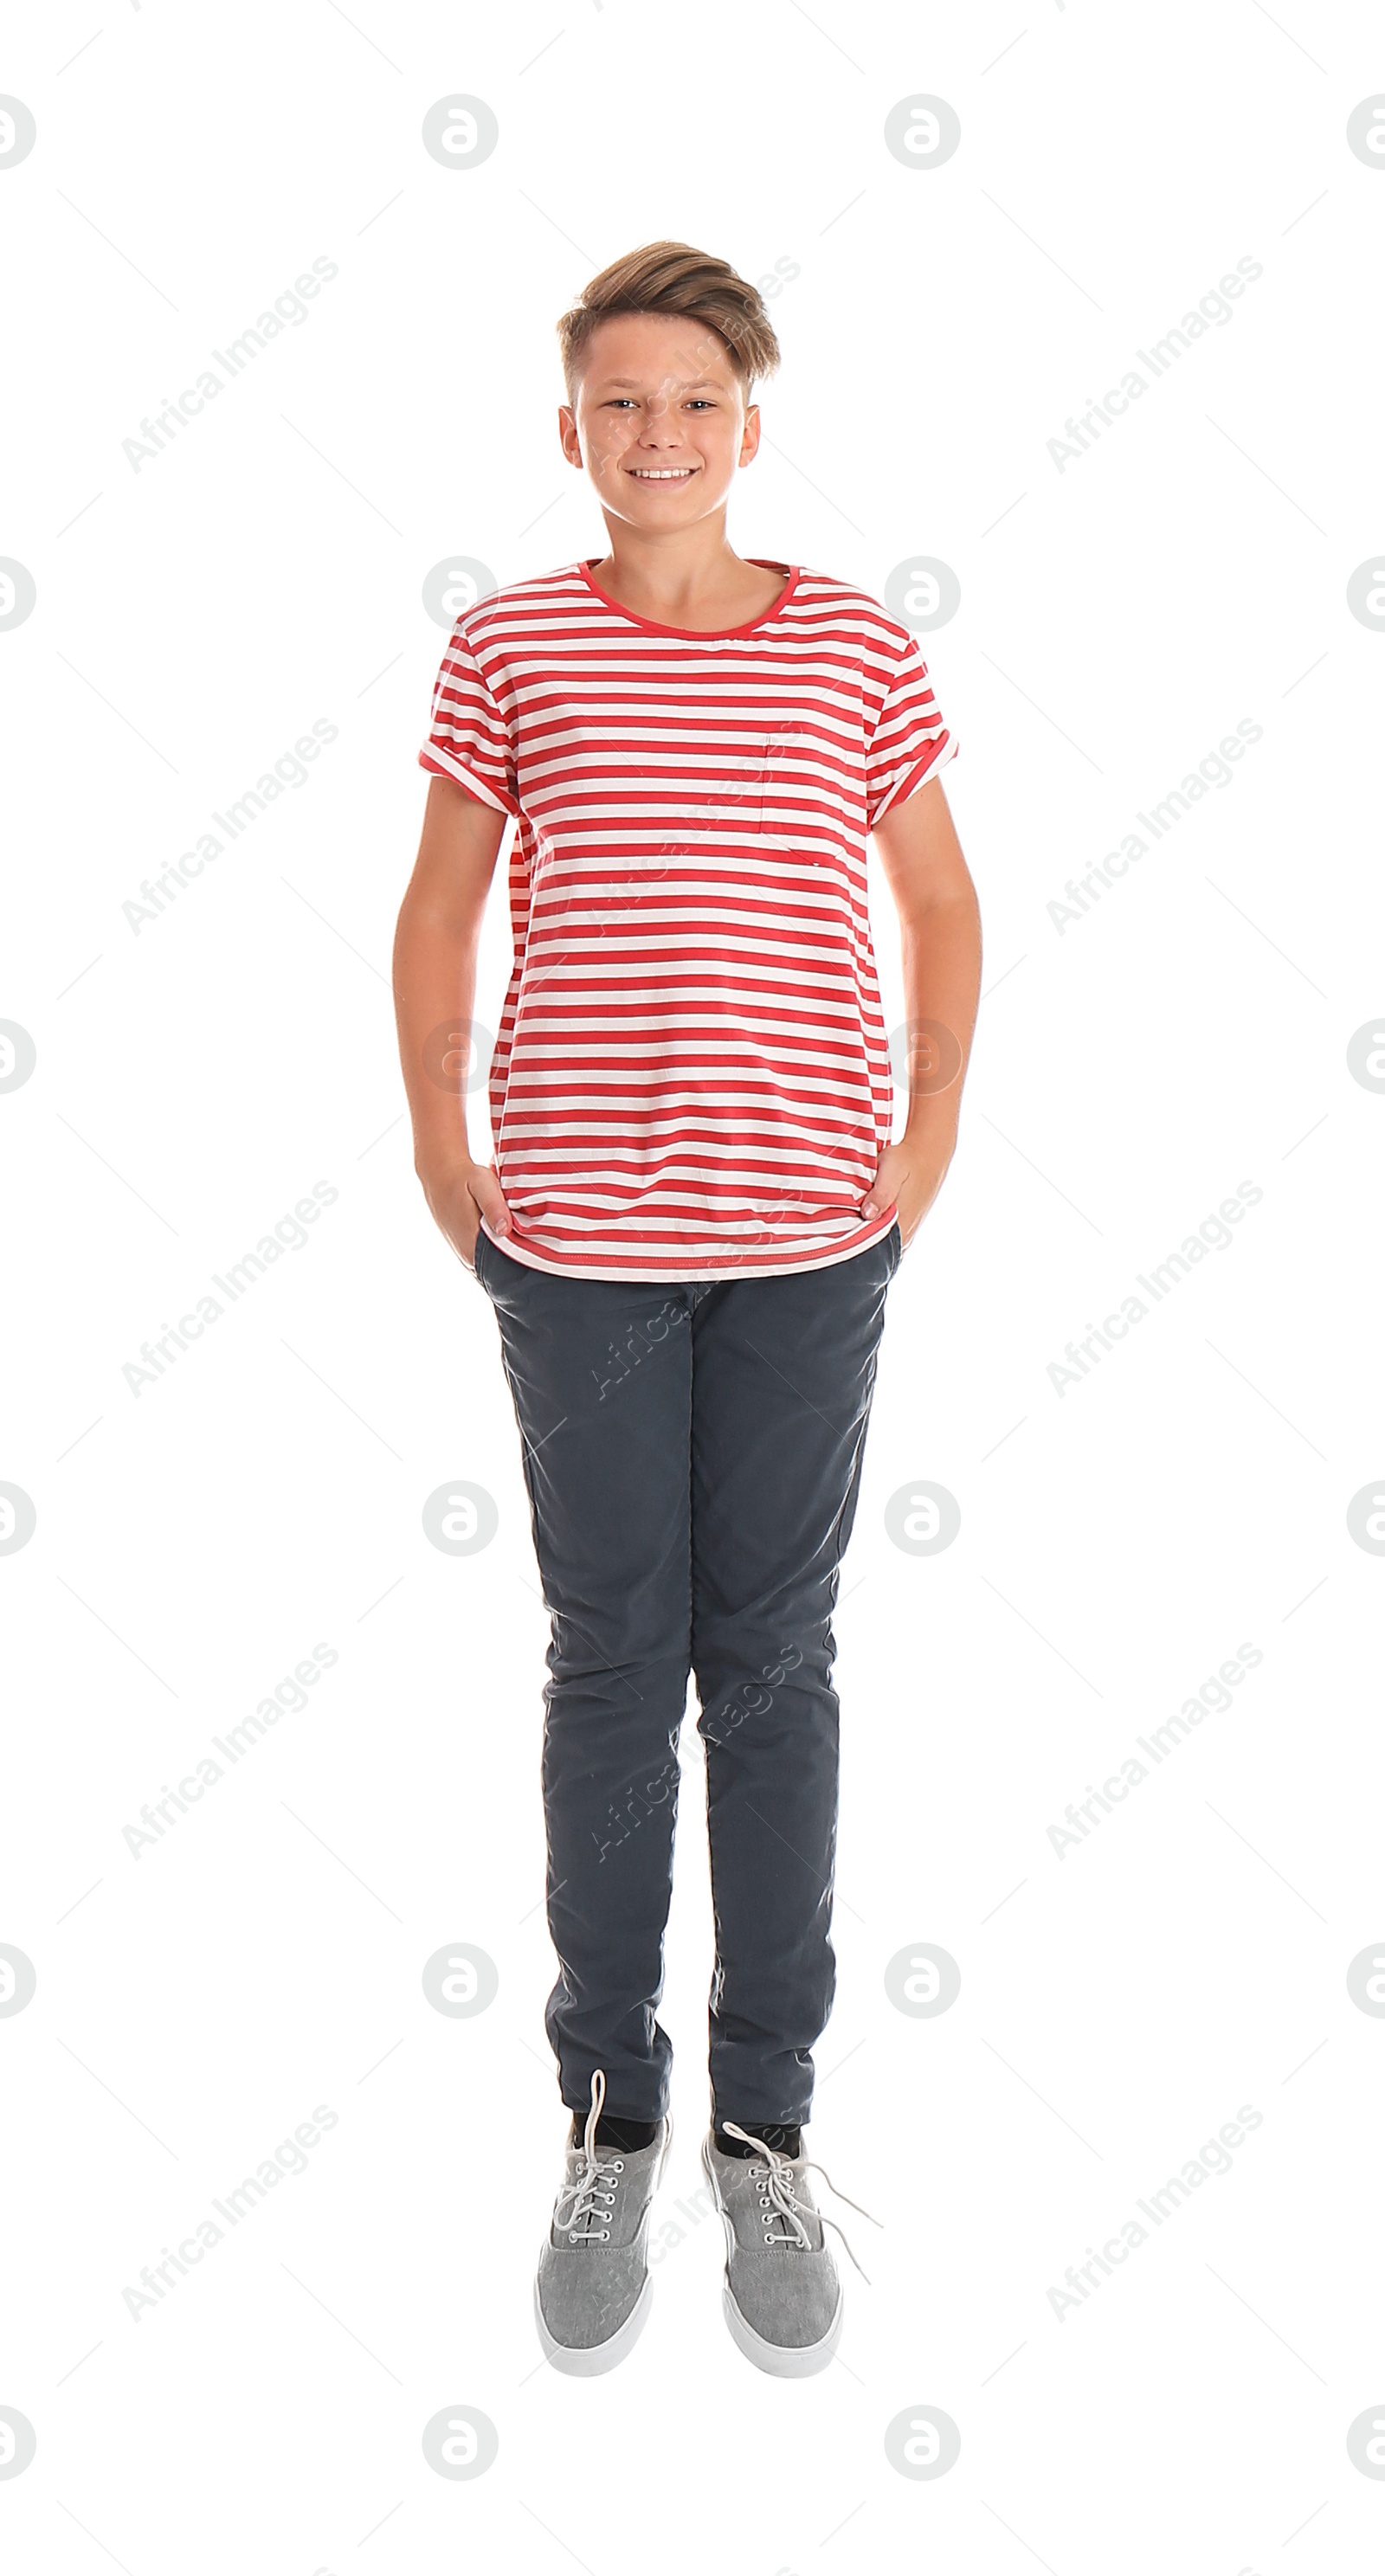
xmin=471 ymin=1167 xmax=513 ymax=1237
xmin=860 ymin=1149 xmax=901 ymax=1219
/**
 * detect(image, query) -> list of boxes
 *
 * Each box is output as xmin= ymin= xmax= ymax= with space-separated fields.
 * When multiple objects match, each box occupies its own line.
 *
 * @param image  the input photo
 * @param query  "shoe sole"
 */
xmin=700 ymin=2133 xmax=844 ymax=2379
xmin=534 ymin=2116 xmax=673 ymax=2375
xmin=533 ymin=2267 xmax=655 ymax=2376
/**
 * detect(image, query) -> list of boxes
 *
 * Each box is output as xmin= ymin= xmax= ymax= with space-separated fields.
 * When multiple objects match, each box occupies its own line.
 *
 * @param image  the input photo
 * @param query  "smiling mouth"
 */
xmin=627 ymin=466 xmax=699 ymax=481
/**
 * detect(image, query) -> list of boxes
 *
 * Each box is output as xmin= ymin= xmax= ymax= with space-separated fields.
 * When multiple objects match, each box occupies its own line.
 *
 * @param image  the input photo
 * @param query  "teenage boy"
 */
xmin=394 ymin=241 xmax=981 ymax=2377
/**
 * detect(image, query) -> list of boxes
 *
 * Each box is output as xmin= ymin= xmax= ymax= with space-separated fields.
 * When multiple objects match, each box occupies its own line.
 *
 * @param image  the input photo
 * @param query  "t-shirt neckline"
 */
xmin=576 ymin=556 xmax=801 ymax=640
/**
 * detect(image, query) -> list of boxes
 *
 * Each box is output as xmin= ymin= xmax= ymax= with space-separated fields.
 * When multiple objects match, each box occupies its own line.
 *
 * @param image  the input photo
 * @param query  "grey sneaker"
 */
xmin=701 ymin=2121 xmax=880 ymax=2378
xmin=534 ymin=2072 xmax=672 ymax=2375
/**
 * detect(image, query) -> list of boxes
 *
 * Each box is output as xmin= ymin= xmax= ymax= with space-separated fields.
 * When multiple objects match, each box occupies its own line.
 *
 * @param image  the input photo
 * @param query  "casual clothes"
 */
xmin=419 ymin=557 xmax=957 ymax=1281
xmin=473 ymin=1216 xmax=902 ymax=2129
xmin=426 ymin=554 xmax=942 ymax=2132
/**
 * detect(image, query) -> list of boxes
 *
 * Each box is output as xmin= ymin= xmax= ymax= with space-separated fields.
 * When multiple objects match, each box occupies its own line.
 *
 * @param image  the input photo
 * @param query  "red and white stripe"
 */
xmin=419 ymin=557 xmax=957 ymax=1280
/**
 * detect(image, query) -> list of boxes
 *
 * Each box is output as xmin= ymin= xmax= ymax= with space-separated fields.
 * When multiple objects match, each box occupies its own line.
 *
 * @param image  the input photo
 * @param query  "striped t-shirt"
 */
xmin=417 ymin=556 xmax=958 ymax=1280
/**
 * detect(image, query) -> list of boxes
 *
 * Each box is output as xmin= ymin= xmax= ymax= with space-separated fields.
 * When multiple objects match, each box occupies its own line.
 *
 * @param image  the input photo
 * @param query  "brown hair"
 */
xmin=556 ymin=240 xmax=783 ymax=407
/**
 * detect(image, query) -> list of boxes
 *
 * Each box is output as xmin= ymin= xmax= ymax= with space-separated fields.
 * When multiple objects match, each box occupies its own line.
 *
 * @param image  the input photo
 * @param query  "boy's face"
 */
xmin=559 ymin=312 xmax=759 ymax=532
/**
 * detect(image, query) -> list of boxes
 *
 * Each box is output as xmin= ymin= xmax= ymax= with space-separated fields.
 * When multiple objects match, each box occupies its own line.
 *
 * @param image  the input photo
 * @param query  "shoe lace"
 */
xmin=720 ymin=2120 xmax=885 ymax=2284
xmin=553 ymin=2068 xmax=623 ymax=2245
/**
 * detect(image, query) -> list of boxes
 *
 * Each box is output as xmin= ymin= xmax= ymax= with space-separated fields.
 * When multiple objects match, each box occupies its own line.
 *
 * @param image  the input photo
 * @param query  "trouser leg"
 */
xmin=475 ymin=1234 xmax=695 ymax=2122
xmin=687 ymin=1227 xmax=900 ymax=2130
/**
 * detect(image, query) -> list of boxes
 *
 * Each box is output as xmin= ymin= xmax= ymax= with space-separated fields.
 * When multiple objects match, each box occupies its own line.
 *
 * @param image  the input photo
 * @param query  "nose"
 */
xmin=635 ymin=400 xmax=682 ymax=446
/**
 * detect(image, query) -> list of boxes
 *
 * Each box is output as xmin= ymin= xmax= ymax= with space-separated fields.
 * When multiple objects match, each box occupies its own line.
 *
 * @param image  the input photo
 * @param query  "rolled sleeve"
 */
xmin=418 ymin=621 xmax=520 ymax=816
xmin=865 ymin=632 xmax=957 ymax=830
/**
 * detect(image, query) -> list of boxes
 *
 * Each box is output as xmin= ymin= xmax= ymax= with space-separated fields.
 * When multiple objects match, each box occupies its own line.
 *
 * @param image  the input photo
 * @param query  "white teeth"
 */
xmin=631 ymin=468 xmax=693 ymax=479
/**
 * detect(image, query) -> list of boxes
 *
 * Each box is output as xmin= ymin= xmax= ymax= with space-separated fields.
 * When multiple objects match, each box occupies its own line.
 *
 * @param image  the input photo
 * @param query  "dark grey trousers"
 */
xmin=473 ymin=1219 xmax=902 ymax=2131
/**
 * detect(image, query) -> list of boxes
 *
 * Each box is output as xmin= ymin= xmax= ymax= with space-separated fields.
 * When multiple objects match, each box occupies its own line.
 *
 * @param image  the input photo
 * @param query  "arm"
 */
xmin=392 ymin=773 xmax=514 ymax=1270
xmin=861 ymin=771 xmax=982 ymax=1248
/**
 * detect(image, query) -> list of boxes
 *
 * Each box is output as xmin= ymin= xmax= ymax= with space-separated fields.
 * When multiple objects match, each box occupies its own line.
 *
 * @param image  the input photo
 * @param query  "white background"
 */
xmin=3 ymin=1 xmax=1384 ymax=2568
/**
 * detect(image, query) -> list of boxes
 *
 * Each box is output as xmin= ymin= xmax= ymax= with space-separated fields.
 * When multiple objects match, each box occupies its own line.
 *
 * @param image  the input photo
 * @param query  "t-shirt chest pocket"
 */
xmin=749 ymin=716 xmax=821 ymax=848
xmin=673 ymin=724 xmax=787 ymax=845
xmin=715 ymin=730 xmax=782 ymax=835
